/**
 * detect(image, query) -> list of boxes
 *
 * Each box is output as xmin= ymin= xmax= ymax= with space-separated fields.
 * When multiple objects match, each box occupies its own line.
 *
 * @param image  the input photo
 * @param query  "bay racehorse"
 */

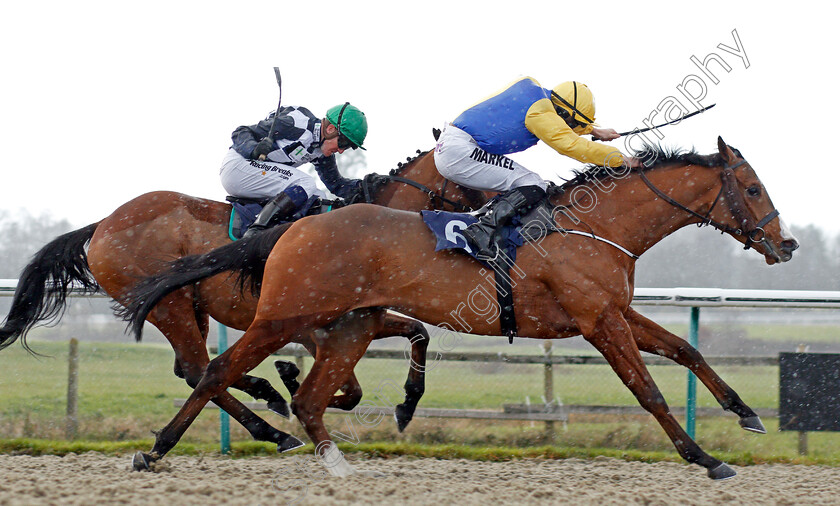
xmin=123 ymin=137 xmax=798 ymax=479
xmin=0 ymin=148 xmax=486 ymax=450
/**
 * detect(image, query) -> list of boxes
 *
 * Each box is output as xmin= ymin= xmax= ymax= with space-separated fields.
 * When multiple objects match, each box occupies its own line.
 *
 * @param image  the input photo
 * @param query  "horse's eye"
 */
xmin=746 ymin=185 xmax=761 ymax=197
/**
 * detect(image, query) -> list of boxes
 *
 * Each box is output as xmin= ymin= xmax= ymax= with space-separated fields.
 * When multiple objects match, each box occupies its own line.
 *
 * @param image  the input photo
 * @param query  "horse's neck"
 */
xmin=372 ymin=154 xmax=436 ymax=210
xmin=561 ymin=164 xmax=723 ymax=256
xmin=375 ymin=152 xmax=487 ymax=211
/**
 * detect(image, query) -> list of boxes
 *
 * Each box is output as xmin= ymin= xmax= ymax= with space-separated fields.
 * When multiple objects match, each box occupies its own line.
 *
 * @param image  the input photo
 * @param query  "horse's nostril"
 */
xmin=781 ymin=240 xmax=799 ymax=252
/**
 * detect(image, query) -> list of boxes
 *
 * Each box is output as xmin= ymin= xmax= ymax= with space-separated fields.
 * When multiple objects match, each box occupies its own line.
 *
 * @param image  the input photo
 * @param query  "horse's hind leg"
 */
xmin=173 ymin=308 xmax=290 ymax=417
xmin=375 ymin=313 xmax=430 ymax=432
xmin=142 ymin=294 xmax=300 ymax=453
xmin=187 ymin=300 xmax=291 ymax=417
xmin=139 ymin=316 xmax=308 ymax=465
xmin=624 ymin=307 xmax=765 ymax=433
xmin=285 ymin=312 xmax=430 ymax=423
xmin=292 ymin=309 xmax=383 ymax=477
xmin=275 ymin=338 xmax=364 ymax=411
xmin=583 ymin=307 xmax=735 ymax=480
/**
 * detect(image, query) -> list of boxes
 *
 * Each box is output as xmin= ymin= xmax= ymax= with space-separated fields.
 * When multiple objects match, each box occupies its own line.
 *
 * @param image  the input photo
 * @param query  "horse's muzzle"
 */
xmin=763 ymin=237 xmax=798 ymax=264
xmin=778 ymin=238 xmax=799 ymax=262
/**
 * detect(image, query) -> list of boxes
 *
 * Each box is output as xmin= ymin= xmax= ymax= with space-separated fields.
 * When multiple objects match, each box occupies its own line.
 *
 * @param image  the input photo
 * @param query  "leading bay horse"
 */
xmin=0 ymin=148 xmax=486 ymax=450
xmin=124 ymin=137 xmax=798 ymax=479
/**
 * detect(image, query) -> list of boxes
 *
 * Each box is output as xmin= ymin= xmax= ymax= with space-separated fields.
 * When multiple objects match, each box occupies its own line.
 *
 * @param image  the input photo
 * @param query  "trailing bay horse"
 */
xmin=123 ymin=137 xmax=799 ymax=479
xmin=0 ymin=148 xmax=486 ymax=450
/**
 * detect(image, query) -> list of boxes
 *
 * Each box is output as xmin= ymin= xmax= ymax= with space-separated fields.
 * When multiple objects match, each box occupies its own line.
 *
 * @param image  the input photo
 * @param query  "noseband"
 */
xmin=637 ymin=159 xmax=779 ymax=251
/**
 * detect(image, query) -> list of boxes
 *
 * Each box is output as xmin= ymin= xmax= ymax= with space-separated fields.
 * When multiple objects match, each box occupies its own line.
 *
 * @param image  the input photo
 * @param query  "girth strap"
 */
xmin=494 ymin=263 xmax=518 ymax=344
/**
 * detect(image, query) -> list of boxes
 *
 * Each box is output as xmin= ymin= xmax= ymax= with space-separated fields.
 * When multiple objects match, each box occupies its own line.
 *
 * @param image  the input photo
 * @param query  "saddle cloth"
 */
xmin=420 ymin=200 xmax=559 ymax=342
xmin=419 ymin=199 xmax=558 ymax=264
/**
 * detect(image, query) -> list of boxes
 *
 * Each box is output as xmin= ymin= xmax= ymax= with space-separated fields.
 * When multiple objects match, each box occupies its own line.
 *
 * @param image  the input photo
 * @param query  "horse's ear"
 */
xmin=432 ymin=128 xmax=441 ymax=141
xmin=717 ymin=136 xmax=736 ymax=164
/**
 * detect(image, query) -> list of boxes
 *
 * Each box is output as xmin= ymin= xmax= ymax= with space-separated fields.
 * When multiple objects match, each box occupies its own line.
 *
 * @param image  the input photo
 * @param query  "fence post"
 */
xmin=218 ymin=323 xmax=231 ymax=455
xmin=66 ymin=338 xmax=79 ymax=440
xmin=295 ymin=349 xmax=306 ymax=379
xmin=542 ymin=340 xmax=555 ymax=438
xmin=686 ymin=307 xmax=700 ymax=440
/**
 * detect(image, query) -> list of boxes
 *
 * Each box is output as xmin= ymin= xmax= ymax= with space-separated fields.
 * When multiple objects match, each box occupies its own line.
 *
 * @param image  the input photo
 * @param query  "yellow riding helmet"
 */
xmin=551 ymin=81 xmax=596 ymax=127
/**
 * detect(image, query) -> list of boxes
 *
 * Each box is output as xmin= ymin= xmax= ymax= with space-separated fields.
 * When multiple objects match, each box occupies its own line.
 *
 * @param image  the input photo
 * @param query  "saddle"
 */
xmin=225 ymin=195 xmax=346 ymax=240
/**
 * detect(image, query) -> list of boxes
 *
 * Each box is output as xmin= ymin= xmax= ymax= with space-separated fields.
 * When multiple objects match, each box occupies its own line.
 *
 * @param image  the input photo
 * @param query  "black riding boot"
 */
xmin=462 ymin=186 xmax=545 ymax=259
xmin=243 ymin=192 xmax=298 ymax=238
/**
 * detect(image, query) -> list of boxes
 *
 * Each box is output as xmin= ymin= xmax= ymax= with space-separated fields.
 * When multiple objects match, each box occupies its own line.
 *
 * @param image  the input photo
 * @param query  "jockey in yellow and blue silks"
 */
xmin=434 ymin=77 xmax=640 ymax=259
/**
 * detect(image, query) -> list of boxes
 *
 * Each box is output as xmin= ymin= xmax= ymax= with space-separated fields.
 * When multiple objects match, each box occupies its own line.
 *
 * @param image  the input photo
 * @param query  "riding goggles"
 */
xmin=337 ymin=133 xmax=358 ymax=150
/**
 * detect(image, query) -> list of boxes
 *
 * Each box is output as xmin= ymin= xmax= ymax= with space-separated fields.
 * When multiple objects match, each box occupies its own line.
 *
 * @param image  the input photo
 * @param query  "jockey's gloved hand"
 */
xmin=251 ymin=138 xmax=275 ymax=159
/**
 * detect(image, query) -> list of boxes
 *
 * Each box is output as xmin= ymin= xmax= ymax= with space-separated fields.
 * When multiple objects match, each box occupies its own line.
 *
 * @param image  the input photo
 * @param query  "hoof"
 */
xmin=739 ymin=415 xmax=767 ymax=434
xmin=274 ymin=360 xmax=300 ymax=380
xmin=277 ymin=435 xmax=305 ymax=453
xmin=707 ymin=462 xmax=736 ymax=480
xmin=131 ymin=451 xmax=153 ymax=472
xmin=394 ymin=404 xmax=413 ymax=433
xmin=267 ymin=399 xmax=291 ymax=419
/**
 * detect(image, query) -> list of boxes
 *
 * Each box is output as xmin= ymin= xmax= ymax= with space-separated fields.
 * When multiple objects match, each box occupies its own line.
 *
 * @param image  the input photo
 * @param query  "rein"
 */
xmin=388 ymin=175 xmax=473 ymax=212
xmin=637 ymin=159 xmax=780 ymax=250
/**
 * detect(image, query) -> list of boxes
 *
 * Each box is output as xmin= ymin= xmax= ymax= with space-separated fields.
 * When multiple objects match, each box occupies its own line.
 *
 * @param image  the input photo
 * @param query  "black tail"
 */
xmin=0 ymin=223 xmax=101 ymax=354
xmin=118 ymin=224 xmax=291 ymax=341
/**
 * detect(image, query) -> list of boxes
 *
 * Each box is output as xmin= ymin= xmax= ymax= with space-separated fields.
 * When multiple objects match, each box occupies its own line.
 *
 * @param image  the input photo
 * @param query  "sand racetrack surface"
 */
xmin=0 ymin=452 xmax=837 ymax=505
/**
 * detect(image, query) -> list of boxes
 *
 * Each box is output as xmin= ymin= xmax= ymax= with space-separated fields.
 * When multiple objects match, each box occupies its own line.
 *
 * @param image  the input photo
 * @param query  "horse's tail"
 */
xmin=119 ymin=224 xmax=292 ymax=341
xmin=0 ymin=222 xmax=101 ymax=354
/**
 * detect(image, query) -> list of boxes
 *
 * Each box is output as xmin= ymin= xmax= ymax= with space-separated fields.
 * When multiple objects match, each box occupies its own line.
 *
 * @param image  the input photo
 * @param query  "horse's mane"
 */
xmin=389 ymin=149 xmax=429 ymax=177
xmin=561 ymin=144 xmax=743 ymax=190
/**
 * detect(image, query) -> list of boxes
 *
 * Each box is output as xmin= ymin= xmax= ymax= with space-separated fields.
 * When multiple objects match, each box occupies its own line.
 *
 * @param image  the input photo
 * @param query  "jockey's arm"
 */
xmin=590 ymin=127 xmax=621 ymax=141
xmin=231 ymin=115 xmax=299 ymax=160
xmin=313 ymin=157 xmax=361 ymax=201
xmin=524 ymin=98 xmax=626 ymax=168
xmin=231 ymin=117 xmax=274 ymax=159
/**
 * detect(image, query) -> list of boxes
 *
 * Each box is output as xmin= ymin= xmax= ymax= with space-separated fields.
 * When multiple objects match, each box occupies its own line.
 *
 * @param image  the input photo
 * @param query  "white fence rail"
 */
xmin=4 ymin=279 xmax=840 ymax=308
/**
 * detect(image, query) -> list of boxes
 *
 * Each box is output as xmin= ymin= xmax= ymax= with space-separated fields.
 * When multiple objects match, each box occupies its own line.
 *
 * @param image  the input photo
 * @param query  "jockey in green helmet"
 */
xmin=324 ymin=102 xmax=368 ymax=152
xmin=222 ymin=102 xmax=368 ymax=238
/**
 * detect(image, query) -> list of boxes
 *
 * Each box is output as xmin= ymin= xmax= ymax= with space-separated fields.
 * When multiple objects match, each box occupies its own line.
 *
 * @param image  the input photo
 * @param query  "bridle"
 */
xmin=383 ymin=175 xmax=473 ymax=211
xmin=637 ymin=159 xmax=780 ymax=251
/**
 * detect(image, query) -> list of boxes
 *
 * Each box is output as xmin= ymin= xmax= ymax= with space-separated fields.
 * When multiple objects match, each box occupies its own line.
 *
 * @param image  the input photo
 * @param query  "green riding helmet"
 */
xmin=325 ymin=102 xmax=368 ymax=150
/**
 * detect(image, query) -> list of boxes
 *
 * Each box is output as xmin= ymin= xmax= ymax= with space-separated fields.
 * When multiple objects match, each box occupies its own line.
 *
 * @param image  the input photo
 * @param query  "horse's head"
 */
xmin=708 ymin=136 xmax=799 ymax=264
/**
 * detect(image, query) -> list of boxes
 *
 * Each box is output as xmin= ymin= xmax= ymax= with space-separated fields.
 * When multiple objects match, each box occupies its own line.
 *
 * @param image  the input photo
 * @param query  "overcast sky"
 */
xmin=2 ymin=1 xmax=837 ymax=236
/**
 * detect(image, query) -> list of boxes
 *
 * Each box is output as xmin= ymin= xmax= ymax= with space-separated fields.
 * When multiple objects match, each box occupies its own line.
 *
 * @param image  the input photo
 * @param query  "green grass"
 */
xmin=2 ymin=339 xmax=840 ymax=465
xmin=0 ymin=341 xmax=779 ymax=417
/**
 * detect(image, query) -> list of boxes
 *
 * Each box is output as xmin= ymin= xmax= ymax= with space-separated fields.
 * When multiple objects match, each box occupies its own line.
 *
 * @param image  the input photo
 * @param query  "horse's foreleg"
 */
xmin=624 ymin=307 xmax=765 ymax=433
xmin=134 ymin=318 xmax=304 ymax=469
xmin=376 ymin=313 xmax=429 ymax=432
xmin=583 ymin=307 xmax=735 ymax=480
xmin=232 ymin=375 xmax=291 ymax=418
xmin=292 ymin=309 xmax=383 ymax=478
